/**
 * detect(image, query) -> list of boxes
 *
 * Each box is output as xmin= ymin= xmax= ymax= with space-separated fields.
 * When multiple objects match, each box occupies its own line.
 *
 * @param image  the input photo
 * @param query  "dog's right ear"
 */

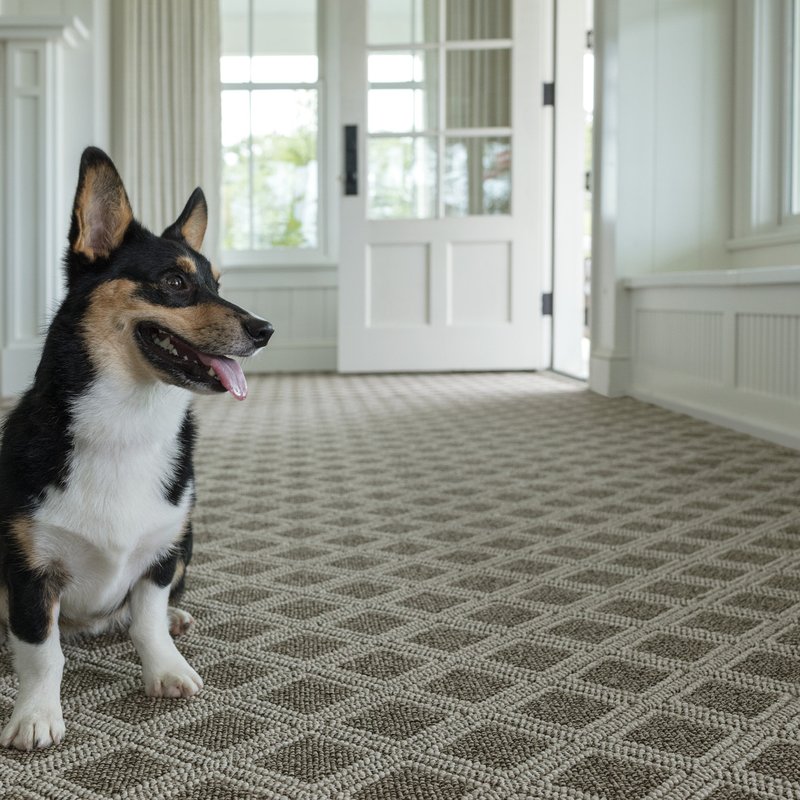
xmin=69 ymin=147 xmax=133 ymax=262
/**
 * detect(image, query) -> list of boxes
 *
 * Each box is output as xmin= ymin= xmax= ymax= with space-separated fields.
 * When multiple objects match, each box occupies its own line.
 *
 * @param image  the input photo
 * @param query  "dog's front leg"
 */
xmin=129 ymin=557 xmax=203 ymax=698
xmin=1 ymin=572 xmax=65 ymax=750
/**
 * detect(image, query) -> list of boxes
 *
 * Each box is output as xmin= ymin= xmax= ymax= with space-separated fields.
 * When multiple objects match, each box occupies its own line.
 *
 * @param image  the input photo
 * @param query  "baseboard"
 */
xmin=589 ymin=350 xmax=630 ymax=397
xmin=631 ymin=386 xmax=800 ymax=450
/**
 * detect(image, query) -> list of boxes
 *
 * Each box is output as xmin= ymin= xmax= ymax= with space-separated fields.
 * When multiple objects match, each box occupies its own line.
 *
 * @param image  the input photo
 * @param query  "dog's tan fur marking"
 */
xmin=180 ymin=203 xmax=207 ymax=252
xmin=176 ymin=257 xmax=197 ymax=275
xmin=171 ymin=559 xmax=186 ymax=590
xmin=9 ymin=516 xmax=37 ymax=572
xmin=40 ymin=566 xmax=68 ymax=636
xmin=73 ymin=163 xmax=133 ymax=261
xmin=82 ymin=279 xmax=247 ymax=382
xmin=8 ymin=516 xmax=68 ymax=635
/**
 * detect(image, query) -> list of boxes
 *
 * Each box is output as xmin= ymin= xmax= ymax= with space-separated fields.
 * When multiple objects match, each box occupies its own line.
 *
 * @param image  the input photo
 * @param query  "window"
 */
xmin=787 ymin=0 xmax=800 ymax=217
xmin=220 ymin=0 xmax=320 ymax=254
xmin=731 ymin=0 xmax=800 ymax=247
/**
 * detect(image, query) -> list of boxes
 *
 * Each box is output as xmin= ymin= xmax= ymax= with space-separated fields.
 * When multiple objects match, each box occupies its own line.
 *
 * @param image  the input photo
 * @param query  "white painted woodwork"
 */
xmin=219 ymin=266 xmax=337 ymax=372
xmin=589 ymin=0 xmax=630 ymax=397
xmin=337 ymin=0 xmax=551 ymax=373
xmin=552 ymin=0 xmax=588 ymax=379
xmin=0 ymin=15 xmax=90 ymax=396
xmin=627 ymin=268 xmax=800 ymax=449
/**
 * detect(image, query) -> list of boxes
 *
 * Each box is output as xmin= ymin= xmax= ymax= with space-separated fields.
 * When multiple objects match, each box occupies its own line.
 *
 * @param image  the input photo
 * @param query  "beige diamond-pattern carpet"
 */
xmin=1 ymin=372 xmax=799 ymax=799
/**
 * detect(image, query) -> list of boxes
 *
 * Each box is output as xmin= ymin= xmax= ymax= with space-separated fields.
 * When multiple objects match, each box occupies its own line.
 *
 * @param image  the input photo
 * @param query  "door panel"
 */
xmin=339 ymin=0 xmax=550 ymax=372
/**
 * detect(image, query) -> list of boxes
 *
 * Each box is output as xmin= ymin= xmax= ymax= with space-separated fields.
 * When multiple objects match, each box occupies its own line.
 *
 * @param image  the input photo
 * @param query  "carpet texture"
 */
xmin=1 ymin=372 xmax=799 ymax=799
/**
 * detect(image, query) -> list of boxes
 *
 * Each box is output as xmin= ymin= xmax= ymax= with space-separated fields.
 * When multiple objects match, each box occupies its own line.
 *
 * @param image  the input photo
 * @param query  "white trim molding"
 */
xmin=625 ymin=267 xmax=800 ymax=450
xmin=730 ymin=0 xmax=800 ymax=250
xmin=0 ymin=16 xmax=89 ymax=396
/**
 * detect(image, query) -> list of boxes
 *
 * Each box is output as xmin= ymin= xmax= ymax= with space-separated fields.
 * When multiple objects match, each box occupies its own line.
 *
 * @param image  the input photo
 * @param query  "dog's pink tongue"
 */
xmin=197 ymin=353 xmax=248 ymax=400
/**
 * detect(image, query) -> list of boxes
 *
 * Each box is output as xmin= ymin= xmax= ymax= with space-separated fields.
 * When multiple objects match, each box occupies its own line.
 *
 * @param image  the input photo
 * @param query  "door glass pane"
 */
xmin=446 ymin=0 xmax=511 ymax=40
xmin=368 ymin=137 xmax=437 ymax=219
xmin=446 ymin=49 xmax=511 ymax=128
xmin=368 ymin=51 xmax=438 ymax=133
xmin=369 ymin=0 xmax=438 ymax=45
xmin=221 ymin=90 xmax=252 ymax=249
xmin=444 ymin=136 xmax=510 ymax=216
xmin=250 ymin=90 xmax=318 ymax=247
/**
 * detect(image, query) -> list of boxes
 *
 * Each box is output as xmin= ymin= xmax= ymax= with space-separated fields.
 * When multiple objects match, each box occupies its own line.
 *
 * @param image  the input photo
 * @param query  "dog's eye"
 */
xmin=164 ymin=273 xmax=187 ymax=291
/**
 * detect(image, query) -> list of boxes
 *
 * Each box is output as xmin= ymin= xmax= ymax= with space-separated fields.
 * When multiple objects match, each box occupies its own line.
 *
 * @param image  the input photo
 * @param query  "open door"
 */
xmin=338 ymin=0 xmax=552 ymax=372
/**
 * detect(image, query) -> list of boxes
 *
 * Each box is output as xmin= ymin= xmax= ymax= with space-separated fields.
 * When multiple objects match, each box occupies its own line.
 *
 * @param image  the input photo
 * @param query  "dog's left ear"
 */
xmin=163 ymin=188 xmax=208 ymax=252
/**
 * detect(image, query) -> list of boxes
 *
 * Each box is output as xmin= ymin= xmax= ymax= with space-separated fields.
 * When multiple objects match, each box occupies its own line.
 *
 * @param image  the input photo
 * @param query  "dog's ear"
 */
xmin=163 ymin=188 xmax=207 ymax=252
xmin=69 ymin=147 xmax=133 ymax=262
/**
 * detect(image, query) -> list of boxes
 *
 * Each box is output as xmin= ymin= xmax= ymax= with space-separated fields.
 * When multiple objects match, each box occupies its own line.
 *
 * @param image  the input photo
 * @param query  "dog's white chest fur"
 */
xmin=31 ymin=378 xmax=192 ymax=624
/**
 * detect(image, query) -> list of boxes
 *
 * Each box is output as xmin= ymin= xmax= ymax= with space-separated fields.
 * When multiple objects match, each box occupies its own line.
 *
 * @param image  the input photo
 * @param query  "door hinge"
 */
xmin=586 ymin=30 xmax=593 ymax=51
xmin=543 ymin=82 xmax=555 ymax=107
xmin=542 ymin=292 xmax=553 ymax=316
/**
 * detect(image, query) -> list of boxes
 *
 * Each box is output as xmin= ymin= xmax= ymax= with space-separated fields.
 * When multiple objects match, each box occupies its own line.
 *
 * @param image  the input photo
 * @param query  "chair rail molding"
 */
xmin=625 ymin=267 xmax=800 ymax=449
xmin=0 ymin=16 xmax=88 ymax=396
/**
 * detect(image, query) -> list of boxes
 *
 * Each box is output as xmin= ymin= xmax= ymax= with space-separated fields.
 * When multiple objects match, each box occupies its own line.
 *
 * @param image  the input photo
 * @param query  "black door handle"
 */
xmin=344 ymin=125 xmax=358 ymax=196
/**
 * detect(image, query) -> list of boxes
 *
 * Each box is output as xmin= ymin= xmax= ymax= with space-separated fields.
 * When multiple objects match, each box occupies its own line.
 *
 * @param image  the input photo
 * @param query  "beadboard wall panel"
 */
xmin=635 ymin=309 xmax=724 ymax=383
xmin=221 ymin=266 xmax=337 ymax=372
xmin=735 ymin=313 xmax=800 ymax=399
xmin=627 ymin=270 xmax=800 ymax=449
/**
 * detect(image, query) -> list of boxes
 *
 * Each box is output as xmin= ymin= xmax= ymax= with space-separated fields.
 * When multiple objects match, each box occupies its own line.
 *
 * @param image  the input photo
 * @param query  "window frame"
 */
xmin=730 ymin=0 xmax=800 ymax=250
xmin=365 ymin=7 xmax=514 ymax=221
xmin=219 ymin=0 xmax=338 ymax=269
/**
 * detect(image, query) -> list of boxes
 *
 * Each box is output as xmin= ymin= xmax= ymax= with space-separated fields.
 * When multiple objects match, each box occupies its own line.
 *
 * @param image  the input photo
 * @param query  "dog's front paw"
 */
xmin=168 ymin=607 xmax=194 ymax=638
xmin=143 ymin=658 xmax=203 ymax=698
xmin=0 ymin=709 xmax=65 ymax=750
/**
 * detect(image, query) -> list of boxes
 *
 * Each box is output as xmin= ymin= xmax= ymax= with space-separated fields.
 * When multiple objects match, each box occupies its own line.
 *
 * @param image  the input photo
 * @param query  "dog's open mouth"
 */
xmin=135 ymin=323 xmax=248 ymax=399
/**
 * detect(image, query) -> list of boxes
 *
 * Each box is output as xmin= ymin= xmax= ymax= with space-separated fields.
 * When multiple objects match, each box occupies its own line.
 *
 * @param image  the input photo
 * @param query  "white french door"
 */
xmin=338 ymin=0 xmax=552 ymax=372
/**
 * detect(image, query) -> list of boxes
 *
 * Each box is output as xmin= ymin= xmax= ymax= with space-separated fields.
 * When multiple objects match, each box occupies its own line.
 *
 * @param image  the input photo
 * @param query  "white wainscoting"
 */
xmin=220 ymin=266 xmax=337 ymax=373
xmin=626 ymin=268 xmax=800 ymax=449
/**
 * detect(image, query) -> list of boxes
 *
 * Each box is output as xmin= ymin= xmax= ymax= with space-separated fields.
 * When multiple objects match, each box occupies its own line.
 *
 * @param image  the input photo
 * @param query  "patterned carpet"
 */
xmin=1 ymin=372 xmax=799 ymax=799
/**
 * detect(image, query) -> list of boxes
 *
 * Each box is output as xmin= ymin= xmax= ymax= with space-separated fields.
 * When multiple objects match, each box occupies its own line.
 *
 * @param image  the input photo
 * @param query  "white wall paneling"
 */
xmin=449 ymin=242 xmax=511 ymax=326
xmin=0 ymin=15 xmax=89 ymax=396
xmin=368 ymin=244 xmax=430 ymax=328
xmin=627 ymin=268 xmax=800 ymax=449
xmin=220 ymin=266 xmax=337 ymax=372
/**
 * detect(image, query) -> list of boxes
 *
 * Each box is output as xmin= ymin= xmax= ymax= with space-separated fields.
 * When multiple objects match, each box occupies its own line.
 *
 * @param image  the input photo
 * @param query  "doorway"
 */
xmin=338 ymin=0 xmax=553 ymax=372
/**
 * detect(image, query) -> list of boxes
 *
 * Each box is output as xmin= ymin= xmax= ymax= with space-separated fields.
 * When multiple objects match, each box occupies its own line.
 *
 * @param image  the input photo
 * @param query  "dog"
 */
xmin=0 ymin=147 xmax=273 ymax=750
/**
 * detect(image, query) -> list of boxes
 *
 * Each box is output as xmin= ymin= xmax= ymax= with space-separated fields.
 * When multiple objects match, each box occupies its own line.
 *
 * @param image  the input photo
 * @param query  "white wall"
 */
xmin=616 ymin=0 xmax=734 ymax=278
xmin=611 ymin=0 xmax=800 ymax=276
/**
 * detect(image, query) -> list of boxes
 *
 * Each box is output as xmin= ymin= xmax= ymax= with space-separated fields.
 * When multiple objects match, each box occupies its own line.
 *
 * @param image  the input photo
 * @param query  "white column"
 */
xmin=589 ymin=0 xmax=631 ymax=397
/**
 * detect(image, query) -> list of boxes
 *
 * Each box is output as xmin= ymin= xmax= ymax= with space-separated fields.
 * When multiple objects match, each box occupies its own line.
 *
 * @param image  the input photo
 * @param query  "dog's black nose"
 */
xmin=243 ymin=316 xmax=274 ymax=347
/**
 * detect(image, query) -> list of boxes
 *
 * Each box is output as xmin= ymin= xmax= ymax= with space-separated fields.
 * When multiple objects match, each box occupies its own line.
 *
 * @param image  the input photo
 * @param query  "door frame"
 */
xmin=337 ymin=0 xmax=555 ymax=373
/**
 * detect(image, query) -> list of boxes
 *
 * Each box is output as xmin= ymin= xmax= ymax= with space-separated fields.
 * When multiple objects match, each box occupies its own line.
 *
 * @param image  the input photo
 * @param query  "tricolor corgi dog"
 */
xmin=0 ymin=147 xmax=273 ymax=750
